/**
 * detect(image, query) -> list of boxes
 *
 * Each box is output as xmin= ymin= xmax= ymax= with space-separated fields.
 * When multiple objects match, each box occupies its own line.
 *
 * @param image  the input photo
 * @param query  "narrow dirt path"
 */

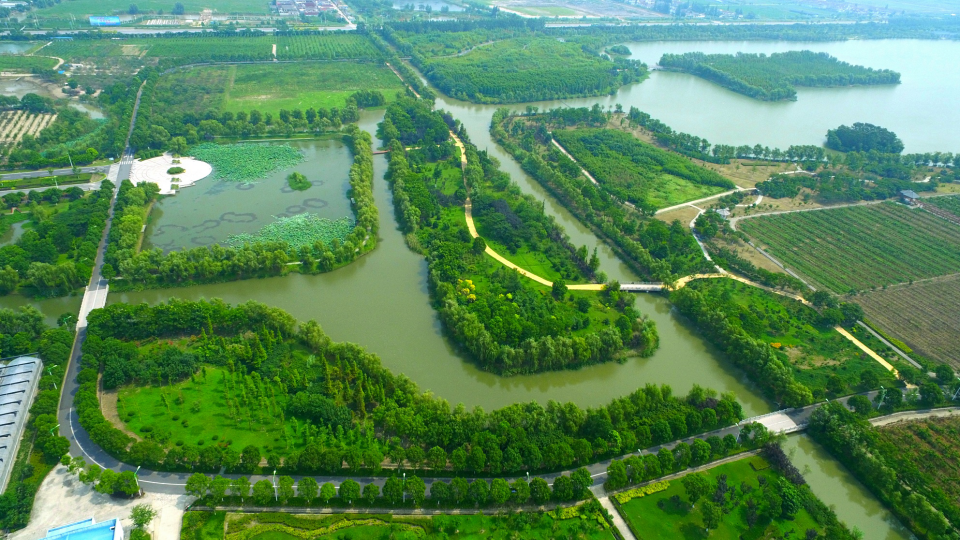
xmin=835 ymin=325 xmax=897 ymax=374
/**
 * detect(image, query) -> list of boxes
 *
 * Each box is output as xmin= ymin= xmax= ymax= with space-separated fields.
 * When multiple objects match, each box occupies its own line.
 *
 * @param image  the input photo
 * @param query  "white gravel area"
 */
xmin=130 ymin=153 xmax=211 ymax=195
xmin=11 ymin=464 xmax=192 ymax=541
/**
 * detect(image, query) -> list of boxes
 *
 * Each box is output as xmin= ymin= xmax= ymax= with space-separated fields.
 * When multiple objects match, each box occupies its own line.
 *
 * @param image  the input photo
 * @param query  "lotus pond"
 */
xmin=145 ymin=138 xmax=354 ymax=252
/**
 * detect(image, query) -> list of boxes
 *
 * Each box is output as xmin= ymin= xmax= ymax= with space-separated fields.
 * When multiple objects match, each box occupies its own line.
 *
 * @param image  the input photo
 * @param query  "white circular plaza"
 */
xmin=129 ymin=153 xmax=212 ymax=194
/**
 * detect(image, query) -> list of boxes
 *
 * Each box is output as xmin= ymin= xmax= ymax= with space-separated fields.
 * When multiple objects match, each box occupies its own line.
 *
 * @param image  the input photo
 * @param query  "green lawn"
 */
xmin=206 ymin=62 xmax=404 ymax=116
xmin=118 ymin=365 xmax=297 ymax=454
xmin=616 ymin=457 xmax=820 ymax=539
xmin=0 ymin=55 xmax=58 ymax=71
xmin=181 ymin=511 xmax=227 ymax=540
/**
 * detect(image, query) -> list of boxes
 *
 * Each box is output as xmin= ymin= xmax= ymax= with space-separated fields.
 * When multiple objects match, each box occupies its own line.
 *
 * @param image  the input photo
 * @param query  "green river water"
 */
xmin=14 ymin=38 xmax=956 ymax=537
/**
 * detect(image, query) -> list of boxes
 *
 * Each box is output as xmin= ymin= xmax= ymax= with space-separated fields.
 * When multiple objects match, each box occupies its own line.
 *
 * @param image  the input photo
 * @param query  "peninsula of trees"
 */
xmin=658 ymin=50 xmax=901 ymax=101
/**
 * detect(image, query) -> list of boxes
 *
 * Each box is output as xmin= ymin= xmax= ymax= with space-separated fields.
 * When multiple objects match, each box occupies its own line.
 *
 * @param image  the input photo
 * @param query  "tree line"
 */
xmin=659 ymin=51 xmax=900 ymax=101
xmin=103 ymin=126 xmax=377 ymax=290
xmin=178 ymin=469 xmax=597 ymax=509
xmin=0 ymin=308 xmax=74 ymax=530
xmin=78 ymin=298 xmax=742 ymax=476
xmin=808 ymin=402 xmax=956 ymax=539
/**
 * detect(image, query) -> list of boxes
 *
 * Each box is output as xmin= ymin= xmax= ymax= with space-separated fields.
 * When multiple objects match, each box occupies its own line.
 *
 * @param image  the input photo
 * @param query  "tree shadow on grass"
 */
xmin=680 ymin=521 xmax=707 ymax=539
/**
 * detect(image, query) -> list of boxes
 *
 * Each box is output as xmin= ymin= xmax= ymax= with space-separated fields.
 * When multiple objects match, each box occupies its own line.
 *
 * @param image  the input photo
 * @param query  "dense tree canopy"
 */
xmin=826 ymin=122 xmax=904 ymax=154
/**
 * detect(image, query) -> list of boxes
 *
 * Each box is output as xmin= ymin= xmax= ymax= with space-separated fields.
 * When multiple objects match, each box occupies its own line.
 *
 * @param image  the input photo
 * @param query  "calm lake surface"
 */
xmin=145 ymin=138 xmax=354 ymax=252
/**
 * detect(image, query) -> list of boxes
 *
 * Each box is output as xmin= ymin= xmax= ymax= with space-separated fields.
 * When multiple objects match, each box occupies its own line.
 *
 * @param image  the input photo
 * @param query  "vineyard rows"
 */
xmin=740 ymin=202 xmax=960 ymax=293
xmin=855 ymin=276 xmax=960 ymax=368
xmin=0 ymin=111 xmax=57 ymax=144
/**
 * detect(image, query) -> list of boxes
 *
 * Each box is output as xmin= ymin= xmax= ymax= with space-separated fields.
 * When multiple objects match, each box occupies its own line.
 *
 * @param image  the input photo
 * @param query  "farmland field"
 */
xmin=739 ymin=203 xmax=961 ymax=293
xmin=43 ymin=34 xmax=381 ymax=65
xmin=875 ymin=417 xmax=960 ymax=531
xmin=853 ymin=275 xmax=960 ymax=368
xmin=923 ymin=194 xmax=960 ymax=216
xmin=36 ymin=0 xmax=272 ymax=16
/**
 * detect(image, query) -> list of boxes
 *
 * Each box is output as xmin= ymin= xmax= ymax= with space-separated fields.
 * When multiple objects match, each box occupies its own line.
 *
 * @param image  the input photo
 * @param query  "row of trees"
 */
xmin=183 ymin=469 xmax=594 ymax=508
xmin=104 ymin=126 xmax=377 ymax=290
xmin=0 ymin=312 xmax=74 ymax=530
xmin=80 ymin=299 xmax=743 ymax=474
xmin=808 ymin=402 xmax=956 ymax=538
xmin=605 ymin=425 xmax=769 ymax=490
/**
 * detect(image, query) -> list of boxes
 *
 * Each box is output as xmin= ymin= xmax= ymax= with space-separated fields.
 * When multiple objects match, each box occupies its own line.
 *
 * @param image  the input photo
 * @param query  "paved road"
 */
xmin=57 ymin=79 xmax=145 ymax=488
xmin=0 ymin=165 xmax=109 ymax=181
xmin=60 ymin=389 xmax=915 ymax=496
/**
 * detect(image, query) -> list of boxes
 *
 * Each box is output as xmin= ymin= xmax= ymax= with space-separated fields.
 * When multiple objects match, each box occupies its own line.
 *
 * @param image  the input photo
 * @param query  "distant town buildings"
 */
xmin=274 ymin=0 xmax=338 ymax=16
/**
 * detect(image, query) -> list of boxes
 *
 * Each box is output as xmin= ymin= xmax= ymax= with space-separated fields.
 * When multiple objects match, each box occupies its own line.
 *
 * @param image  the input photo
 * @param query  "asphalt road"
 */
xmin=59 ymin=389 xmax=893 ymax=495
xmin=0 ymin=165 xmax=109 ymax=181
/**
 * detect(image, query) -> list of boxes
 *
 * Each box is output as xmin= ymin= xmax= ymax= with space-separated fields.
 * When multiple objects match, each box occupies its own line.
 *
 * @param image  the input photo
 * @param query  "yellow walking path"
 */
xmin=444 ymin=109 xmax=894 ymax=376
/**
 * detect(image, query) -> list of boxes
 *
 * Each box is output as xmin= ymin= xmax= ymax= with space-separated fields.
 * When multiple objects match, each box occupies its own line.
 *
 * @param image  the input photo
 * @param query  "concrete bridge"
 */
xmin=619 ymin=282 xmax=665 ymax=292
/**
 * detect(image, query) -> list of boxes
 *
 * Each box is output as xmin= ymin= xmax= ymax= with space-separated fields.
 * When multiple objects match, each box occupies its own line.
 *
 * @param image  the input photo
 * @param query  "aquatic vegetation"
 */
xmin=287 ymin=172 xmax=311 ymax=191
xmin=191 ymin=143 xmax=304 ymax=182
xmin=226 ymin=213 xmax=354 ymax=249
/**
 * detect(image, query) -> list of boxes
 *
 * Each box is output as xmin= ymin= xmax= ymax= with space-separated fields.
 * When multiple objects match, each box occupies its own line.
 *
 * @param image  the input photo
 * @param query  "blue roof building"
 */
xmin=41 ymin=517 xmax=124 ymax=541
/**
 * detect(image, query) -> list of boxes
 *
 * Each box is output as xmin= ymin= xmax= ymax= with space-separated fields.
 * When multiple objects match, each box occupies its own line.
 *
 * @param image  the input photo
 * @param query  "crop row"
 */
xmin=46 ymin=35 xmax=381 ymax=65
xmin=0 ymin=111 xmax=56 ymax=144
xmin=741 ymin=202 xmax=960 ymax=293
xmin=855 ymin=277 xmax=960 ymax=367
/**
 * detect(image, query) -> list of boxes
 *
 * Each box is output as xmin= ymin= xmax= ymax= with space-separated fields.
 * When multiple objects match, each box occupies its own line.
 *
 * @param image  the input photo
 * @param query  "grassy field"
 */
xmin=182 ymin=511 xmax=228 ymax=540
xmin=615 ymin=456 xmax=821 ymax=539
xmin=739 ymin=203 xmax=961 ymax=294
xmin=148 ymin=62 xmax=404 ymax=116
xmin=852 ymin=275 xmax=960 ymax=368
xmin=200 ymin=507 xmax=616 ymax=540
xmin=688 ymin=279 xmax=897 ymax=394
xmin=117 ymin=365 xmax=297 ymax=454
xmin=222 ymin=62 xmax=405 ymax=115
xmin=553 ymin=128 xmax=731 ymax=210
xmin=0 ymin=55 xmax=58 ymax=71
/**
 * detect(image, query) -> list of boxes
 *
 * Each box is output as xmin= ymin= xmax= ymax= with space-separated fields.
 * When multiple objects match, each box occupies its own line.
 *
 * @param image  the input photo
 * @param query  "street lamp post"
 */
xmin=273 ymin=470 xmax=278 ymax=502
xmin=134 ymin=465 xmax=141 ymax=495
xmin=876 ymin=386 xmax=886 ymax=410
xmin=402 ymin=472 xmax=406 ymax=504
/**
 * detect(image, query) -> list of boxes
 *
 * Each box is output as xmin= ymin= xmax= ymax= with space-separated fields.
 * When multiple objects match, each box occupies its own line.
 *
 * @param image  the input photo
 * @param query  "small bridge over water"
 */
xmin=619 ymin=282 xmax=665 ymax=292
